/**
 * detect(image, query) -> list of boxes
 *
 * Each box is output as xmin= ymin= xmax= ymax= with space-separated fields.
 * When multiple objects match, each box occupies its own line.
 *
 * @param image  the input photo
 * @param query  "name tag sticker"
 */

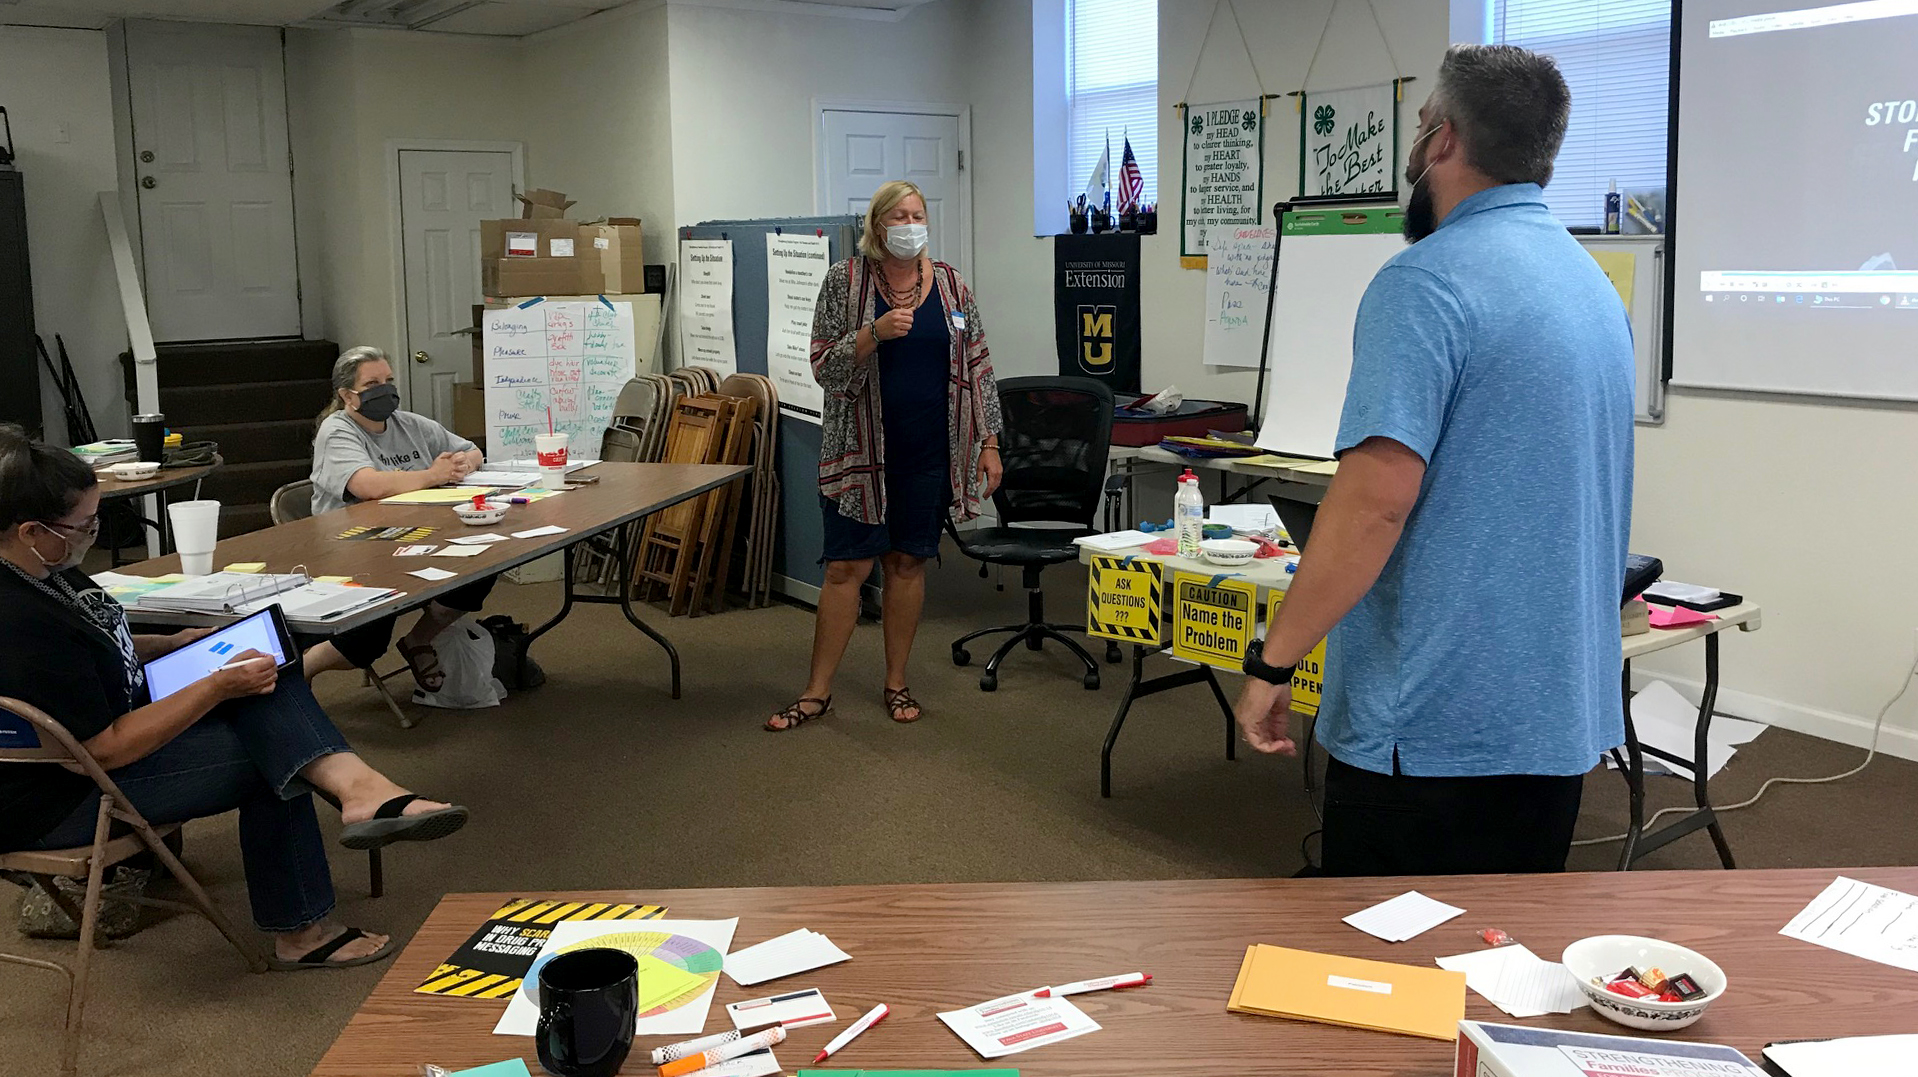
xmin=1327 ymin=975 xmax=1393 ymax=995
xmin=950 ymin=311 xmax=967 ymax=330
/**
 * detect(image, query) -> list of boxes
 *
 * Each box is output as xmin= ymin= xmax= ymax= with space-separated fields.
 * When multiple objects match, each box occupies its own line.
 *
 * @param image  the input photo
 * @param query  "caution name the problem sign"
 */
xmin=1266 ymin=588 xmax=1328 ymax=716
xmin=1087 ymin=555 xmax=1164 ymax=644
xmin=415 ymin=898 xmax=666 ymax=999
xmin=1170 ymin=573 xmax=1257 ymax=669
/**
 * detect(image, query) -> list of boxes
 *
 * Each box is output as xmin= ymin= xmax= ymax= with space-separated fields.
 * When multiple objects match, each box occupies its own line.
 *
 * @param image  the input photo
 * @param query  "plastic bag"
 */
xmin=411 ymin=617 xmax=507 ymax=710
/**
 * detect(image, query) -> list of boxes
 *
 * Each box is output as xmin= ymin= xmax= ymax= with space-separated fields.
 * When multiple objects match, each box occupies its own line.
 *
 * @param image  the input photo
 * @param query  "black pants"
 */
xmin=331 ymin=577 xmax=498 ymax=669
xmin=1320 ymin=753 xmax=1584 ymax=877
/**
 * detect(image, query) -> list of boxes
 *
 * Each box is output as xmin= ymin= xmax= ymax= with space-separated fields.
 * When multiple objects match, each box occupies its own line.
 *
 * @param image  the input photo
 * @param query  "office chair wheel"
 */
xmin=1104 ymin=642 xmax=1123 ymax=664
xmin=952 ymin=647 xmax=972 ymax=667
xmin=1083 ymin=672 xmax=1100 ymax=690
xmin=978 ymin=672 xmax=998 ymax=692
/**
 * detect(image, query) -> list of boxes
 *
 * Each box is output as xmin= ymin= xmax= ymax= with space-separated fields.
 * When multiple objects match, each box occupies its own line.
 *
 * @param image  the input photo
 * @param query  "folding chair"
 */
xmin=0 ymin=697 xmax=265 ymax=1077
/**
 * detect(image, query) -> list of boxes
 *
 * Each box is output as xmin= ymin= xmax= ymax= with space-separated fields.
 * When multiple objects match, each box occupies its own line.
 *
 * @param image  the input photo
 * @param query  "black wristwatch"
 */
xmin=1242 ymin=638 xmax=1296 ymax=686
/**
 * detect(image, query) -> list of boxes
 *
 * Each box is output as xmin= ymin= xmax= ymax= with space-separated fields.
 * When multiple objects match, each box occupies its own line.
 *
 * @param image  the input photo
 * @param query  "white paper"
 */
xmin=1071 ymin=530 xmax=1153 ymax=552
xmin=483 ymin=300 xmax=637 ymax=463
xmin=765 ymin=232 xmax=830 ymax=423
xmin=495 ymin=918 xmax=738 ymax=1037
xmin=724 ymin=928 xmax=850 ymax=986
xmin=464 ymin=470 xmax=539 ymax=487
xmin=1207 ymin=503 xmax=1279 ymax=533
xmin=432 ymin=545 xmax=486 ymax=557
xmin=408 ymin=567 xmax=458 ymax=581
xmin=1610 ymin=679 xmax=1769 ymax=780
xmin=689 ymin=1050 xmax=780 ymax=1077
xmin=1343 ymin=891 xmax=1465 ymax=942
xmin=936 ymin=991 xmax=1100 ymax=1059
xmin=726 ymin=988 xmax=835 ymax=1031
xmin=679 ymin=239 xmax=737 ymax=377
xmin=549 ymin=237 xmax=574 ymax=257
xmin=1202 ymin=226 xmax=1276 ymax=369
xmin=449 ymin=533 xmax=508 ymax=545
xmin=394 ymin=545 xmax=436 ymax=557
xmin=1765 ymin=1035 xmax=1918 ymax=1077
xmin=512 ymin=525 xmax=570 ymax=539
xmin=1780 ymin=877 xmax=1918 ymax=973
xmin=1436 ymin=945 xmax=1588 ymax=1018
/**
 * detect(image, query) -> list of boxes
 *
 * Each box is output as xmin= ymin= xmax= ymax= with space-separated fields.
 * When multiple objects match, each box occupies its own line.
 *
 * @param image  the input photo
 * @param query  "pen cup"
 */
xmin=536 ymin=948 xmax=637 ymax=1077
xmin=166 ymin=500 xmax=221 ymax=577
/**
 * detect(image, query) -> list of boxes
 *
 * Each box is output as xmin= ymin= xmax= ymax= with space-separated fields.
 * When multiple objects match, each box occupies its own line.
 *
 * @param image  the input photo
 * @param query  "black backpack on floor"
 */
xmin=479 ymin=615 xmax=546 ymax=690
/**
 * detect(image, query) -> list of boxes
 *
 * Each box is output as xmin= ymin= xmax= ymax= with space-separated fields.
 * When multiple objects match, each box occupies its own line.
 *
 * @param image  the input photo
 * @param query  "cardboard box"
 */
xmin=513 ymin=187 xmax=575 ymax=219
xmin=452 ymin=382 xmax=486 ymax=441
xmin=1457 ymin=1021 xmax=1764 ymax=1077
xmin=483 ymin=255 xmax=603 ymax=299
xmin=481 ymin=219 xmax=581 ymax=263
xmin=582 ymin=218 xmax=644 ymax=293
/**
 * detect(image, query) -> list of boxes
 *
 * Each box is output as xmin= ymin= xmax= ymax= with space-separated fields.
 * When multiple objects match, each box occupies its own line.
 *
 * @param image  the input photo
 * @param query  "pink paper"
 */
xmin=1648 ymin=604 xmax=1717 ymax=628
xmin=1144 ymin=537 xmax=1179 ymax=555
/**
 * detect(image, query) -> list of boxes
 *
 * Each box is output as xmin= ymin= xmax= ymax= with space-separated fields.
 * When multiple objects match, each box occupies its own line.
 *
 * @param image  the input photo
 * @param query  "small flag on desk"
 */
xmin=1118 ymin=135 xmax=1145 ymax=213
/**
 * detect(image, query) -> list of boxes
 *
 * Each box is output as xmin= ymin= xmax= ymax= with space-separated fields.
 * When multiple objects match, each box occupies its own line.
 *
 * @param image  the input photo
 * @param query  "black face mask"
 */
xmin=356 ymin=383 xmax=401 ymax=423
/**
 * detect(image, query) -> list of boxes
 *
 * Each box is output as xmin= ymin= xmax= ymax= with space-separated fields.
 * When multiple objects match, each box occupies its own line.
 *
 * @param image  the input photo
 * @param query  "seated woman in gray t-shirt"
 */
xmin=303 ymin=347 xmax=495 ymax=692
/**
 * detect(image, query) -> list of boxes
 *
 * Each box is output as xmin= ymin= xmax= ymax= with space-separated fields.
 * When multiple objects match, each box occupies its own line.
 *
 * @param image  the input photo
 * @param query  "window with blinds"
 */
xmin=1491 ymin=0 xmax=1670 ymax=228
xmin=1066 ymin=0 xmax=1158 ymax=211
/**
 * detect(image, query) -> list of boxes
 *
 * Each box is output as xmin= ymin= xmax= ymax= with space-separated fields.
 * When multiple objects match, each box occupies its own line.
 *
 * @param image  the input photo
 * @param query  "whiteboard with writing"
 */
xmin=482 ymin=300 xmax=636 ymax=462
xmin=1203 ymin=226 xmax=1277 ymax=369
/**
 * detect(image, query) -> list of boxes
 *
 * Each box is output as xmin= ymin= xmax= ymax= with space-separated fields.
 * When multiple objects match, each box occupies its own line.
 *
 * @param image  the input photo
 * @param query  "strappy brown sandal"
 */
xmin=884 ymin=686 xmax=922 ymax=724
xmin=766 ymin=695 xmax=832 ymax=731
xmin=396 ymin=639 xmax=445 ymax=693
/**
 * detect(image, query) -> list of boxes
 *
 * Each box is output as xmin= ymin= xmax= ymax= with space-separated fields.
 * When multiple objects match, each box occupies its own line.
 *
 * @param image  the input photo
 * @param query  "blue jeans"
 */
xmin=27 ymin=676 xmax=351 ymax=932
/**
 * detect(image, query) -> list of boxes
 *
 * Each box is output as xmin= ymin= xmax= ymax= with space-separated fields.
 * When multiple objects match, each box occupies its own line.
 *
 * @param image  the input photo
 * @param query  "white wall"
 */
xmin=0 ymin=25 xmax=130 ymax=443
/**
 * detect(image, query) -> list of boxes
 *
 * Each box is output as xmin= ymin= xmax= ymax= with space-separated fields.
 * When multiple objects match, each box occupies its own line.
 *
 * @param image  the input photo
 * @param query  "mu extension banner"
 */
xmin=1053 ymin=232 xmax=1142 ymax=394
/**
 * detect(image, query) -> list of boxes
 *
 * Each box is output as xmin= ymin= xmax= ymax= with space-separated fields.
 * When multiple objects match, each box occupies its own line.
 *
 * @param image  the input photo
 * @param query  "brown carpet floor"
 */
xmin=4 ymin=547 xmax=1915 ymax=1076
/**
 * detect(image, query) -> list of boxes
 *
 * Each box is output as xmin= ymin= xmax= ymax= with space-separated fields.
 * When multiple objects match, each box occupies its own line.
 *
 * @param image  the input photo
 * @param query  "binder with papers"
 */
xmin=118 ymin=571 xmax=400 ymax=624
xmin=1226 ymin=943 xmax=1467 ymax=1041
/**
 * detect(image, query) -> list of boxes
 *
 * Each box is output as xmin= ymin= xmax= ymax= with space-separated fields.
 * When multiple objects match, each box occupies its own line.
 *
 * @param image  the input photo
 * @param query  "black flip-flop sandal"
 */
xmin=765 ymin=695 xmax=832 ymax=732
xmin=338 ymin=794 xmax=469 ymax=851
xmin=884 ymin=686 xmax=923 ymax=724
xmin=397 ymin=640 xmax=446 ymax=694
xmin=265 ymin=927 xmax=396 ymax=971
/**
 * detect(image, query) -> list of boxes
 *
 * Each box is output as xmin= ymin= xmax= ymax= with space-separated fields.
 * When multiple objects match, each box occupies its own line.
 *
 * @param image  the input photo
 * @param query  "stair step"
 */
xmin=174 ymin=418 xmax=316 ymax=467
xmin=152 ymin=339 xmax=340 ymax=388
xmin=158 ymin=379 xmax=333 ymax=426
xmin=201 ymin=459 xmax=311 ymax=509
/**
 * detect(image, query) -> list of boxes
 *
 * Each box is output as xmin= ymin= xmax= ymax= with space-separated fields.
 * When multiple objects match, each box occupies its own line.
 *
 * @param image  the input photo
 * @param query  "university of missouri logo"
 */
xmin=1077 ymin=305 xmax=1116 ymax=374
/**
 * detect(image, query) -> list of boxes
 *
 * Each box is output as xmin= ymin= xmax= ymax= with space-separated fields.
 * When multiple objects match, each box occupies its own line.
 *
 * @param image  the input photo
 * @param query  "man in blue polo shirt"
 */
xmin=1234 ymin=44 xmax=1634 ymax=875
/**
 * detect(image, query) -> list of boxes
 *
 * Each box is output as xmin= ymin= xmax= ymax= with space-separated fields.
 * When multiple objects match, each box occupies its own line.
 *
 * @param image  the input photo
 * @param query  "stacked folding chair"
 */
xmin=631 ymin=392 xmax=755 ymax=616
xmin=716 ymin=373 xmax=782 ymax=609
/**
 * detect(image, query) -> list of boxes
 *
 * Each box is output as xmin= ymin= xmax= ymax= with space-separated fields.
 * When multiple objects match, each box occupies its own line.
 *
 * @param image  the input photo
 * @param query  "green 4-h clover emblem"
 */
xmin=1190 ymin=113 xmax=1204 ymax=136
xmin=1313 ymin=104 xmax=1336 ymax=136
xmin=1241 ymin=110 xmax=1257 ymax=131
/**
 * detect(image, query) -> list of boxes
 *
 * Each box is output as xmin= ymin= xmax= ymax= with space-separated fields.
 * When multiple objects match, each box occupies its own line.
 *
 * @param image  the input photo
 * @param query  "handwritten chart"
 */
xmin=1203 ymin=226 xmax=1277 ymax=369
xmin=482 ymin=300 xmax=636 ymax=462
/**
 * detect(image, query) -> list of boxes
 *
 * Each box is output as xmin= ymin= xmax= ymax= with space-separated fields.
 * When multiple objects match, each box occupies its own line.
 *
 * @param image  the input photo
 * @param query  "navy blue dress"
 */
xmin=819 ymin=289 xmax=952 ymax=561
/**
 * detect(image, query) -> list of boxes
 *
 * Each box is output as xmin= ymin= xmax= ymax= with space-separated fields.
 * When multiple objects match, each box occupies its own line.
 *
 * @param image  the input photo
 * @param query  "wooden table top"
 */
xmin=93 ymin=458 xmax=222 ymax=501
xmin=310 ymin=868 xmax=1918 ymax=1077
xmin=120 ymin=462 xmax=748 ymax=634
xmin=1624 ymin=602 xmax=1763 ymax=660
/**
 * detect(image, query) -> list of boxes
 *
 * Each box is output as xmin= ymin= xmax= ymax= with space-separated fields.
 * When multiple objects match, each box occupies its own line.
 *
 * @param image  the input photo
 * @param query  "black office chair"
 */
xmin=950 ymin=376 xmax=1113 ymax=692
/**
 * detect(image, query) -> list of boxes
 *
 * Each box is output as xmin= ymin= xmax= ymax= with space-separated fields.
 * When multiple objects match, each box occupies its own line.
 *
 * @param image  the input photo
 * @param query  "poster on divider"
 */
xmin=482 ymin=300 xmax=636 ymax=462
xmin=1087 ymin=555 xmax=1164 ymax=645
xmin=1180 ymin=99 xmax=1265 ymax=267
xmin=1265 ymin=588 xmax=1327 ymax=715
xmin=765 ymin=232 xmax=830 ymax=422
xmin=679 ymin=238 xmax=738 ymax=377
xmin=1300 ymin=83 xmax=1400 ymax=200
xmin=1170 ymin=572 xmax=1256 ymax=669
xmin=1203 ymin=225 xmax=1277 ymax=368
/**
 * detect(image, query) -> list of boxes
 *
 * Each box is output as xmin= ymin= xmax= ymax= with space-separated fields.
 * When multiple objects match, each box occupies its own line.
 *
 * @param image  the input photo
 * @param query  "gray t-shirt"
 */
xmin=310 ymin=409 xmax=475 ymax=515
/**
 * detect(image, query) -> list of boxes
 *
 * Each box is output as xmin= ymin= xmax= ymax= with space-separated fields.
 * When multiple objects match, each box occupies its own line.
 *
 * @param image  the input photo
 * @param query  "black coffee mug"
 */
xmin=536 ymin=948 xmax=638 ymax=1077
xmin=131 ymin=413 xmax=167 ymax=464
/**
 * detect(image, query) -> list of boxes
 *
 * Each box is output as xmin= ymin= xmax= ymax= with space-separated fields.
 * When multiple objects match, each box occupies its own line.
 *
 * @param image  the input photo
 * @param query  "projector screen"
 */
xmin=1672 ymin=0 xmax=1918 ymax=399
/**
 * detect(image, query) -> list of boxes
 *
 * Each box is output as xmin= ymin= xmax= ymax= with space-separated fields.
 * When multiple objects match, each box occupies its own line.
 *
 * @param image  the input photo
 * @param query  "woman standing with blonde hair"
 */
xmin=767 ymin=180 xmax=1004 ymax=731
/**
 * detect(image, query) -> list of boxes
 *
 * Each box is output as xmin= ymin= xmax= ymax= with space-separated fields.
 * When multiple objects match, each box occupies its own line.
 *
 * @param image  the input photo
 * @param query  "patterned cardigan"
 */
xmin=810 ymin=257 xmax=1004 ymax=526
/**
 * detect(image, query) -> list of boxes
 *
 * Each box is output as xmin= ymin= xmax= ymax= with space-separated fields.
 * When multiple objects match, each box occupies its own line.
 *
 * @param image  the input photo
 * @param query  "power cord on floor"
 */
xmin=1573 ymin=648 xmax=1918 ymax=847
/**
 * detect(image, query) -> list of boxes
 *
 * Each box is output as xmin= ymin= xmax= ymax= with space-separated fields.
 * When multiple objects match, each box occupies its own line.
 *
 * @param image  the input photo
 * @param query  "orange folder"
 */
xmin=1226 ymin=943 xmax=1467 ymax=1041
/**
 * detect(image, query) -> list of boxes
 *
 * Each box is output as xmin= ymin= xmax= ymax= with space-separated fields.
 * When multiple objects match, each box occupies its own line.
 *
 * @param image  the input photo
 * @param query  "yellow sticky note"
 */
xmin=223 ymin=562 xmax=267 ymax=574
xmin=631 ymin=955 xmax=707 ymax=1012
xmin=380 ymin=487 xmax=497 ymax=505
xmin=315 ymin=575 xmax=353 ymax=584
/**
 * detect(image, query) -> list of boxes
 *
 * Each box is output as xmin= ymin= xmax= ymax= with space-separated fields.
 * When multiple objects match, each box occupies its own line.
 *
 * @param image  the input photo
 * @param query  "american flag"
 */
xmin=1117 ymin=136 xmax=1145 ymax=213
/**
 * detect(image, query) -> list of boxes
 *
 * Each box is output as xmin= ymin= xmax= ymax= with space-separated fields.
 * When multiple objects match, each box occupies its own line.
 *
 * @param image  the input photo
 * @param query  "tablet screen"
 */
xmin=144 ymin=608 xmax=291 ymax=701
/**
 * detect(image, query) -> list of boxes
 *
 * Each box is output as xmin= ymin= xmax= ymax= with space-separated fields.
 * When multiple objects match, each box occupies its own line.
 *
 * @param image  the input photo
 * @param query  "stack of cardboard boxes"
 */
xmin=479 ymin=188 xmax=645 ymax=298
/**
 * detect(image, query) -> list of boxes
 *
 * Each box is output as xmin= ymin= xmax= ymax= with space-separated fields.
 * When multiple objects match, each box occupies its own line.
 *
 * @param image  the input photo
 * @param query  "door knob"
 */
xmin=412 ymin=350 xmax=430 ymax=365
xmin=140 ymin=176 xmax=156 ymax=189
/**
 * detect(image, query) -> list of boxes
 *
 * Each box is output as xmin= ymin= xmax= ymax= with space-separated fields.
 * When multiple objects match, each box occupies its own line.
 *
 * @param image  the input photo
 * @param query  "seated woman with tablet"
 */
xmin=0 ymin=425 xmax=469 ymax=969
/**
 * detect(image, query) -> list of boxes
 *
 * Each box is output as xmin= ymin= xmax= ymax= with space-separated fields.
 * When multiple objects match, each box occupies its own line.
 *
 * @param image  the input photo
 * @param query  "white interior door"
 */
xmin=126 ymin=21 xmax=300 ymax=342
xmin=820 ymin=109 xmax=967 ymax=277
xmin=398 ymin=149 xmax=514 ymax=425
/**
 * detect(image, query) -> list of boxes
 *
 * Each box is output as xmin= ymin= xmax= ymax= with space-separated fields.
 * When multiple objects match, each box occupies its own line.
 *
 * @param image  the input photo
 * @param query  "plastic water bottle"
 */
xmin=1175 ymin=468 xmax=1204 ymax=559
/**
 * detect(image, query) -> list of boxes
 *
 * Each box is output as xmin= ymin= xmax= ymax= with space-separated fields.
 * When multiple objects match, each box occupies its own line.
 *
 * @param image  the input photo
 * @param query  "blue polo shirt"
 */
xmin=1316 ymin=183 xmax=1634 ymax=778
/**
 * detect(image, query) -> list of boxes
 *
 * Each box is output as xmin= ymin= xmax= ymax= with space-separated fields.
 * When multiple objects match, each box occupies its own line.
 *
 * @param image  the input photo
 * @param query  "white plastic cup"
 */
xmin=167 ymin=500 xmax=221 ymax=577
xmin=535 ymin=432 xmax=569 ymax=490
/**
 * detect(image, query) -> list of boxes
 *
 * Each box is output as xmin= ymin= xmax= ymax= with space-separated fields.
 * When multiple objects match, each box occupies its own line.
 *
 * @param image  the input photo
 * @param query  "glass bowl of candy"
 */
xmin=1561 ymin=935 xmax=1726 ymax=1031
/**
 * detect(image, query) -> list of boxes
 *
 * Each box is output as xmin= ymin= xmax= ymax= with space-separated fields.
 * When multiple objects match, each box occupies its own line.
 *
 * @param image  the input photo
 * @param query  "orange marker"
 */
xmin=656 ymin=1024 xmax=784 ymax=1077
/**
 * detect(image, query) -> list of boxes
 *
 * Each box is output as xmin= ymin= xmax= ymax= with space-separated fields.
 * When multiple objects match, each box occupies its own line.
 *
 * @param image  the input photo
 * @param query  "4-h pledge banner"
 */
xmin=1180 ymin=99 xmax=1266 ymax=268
xmin=1300 ymin=83 xmax=1400 ymax=201
xmin=1054 ymin=233 xmax=1142 ymax=394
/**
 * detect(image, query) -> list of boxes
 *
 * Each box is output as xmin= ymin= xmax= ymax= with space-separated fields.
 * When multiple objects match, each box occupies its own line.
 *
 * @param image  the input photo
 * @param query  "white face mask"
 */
xmin=884 ymin=223 xmax=928 ymax=260
xmin=1397 ymin=123 xmax=1444 ymax=212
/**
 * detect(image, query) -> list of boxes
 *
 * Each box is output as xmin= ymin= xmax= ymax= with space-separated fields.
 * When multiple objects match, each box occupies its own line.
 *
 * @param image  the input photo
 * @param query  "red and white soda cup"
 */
xmin=534 ymin=433 xmax=569 ymax=488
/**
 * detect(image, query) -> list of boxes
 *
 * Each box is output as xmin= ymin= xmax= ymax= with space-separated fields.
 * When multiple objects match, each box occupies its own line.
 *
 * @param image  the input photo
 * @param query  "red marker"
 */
xmin=1035 ymin=973 xmax=1151 ymax=998
xmin=812 ymin=1002 xmax=888 ymax=1064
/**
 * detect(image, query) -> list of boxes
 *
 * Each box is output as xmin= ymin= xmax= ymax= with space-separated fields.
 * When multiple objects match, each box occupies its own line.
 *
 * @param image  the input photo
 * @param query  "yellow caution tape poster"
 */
xmin=1266 ymin=588 xmax=1328 ymax=716
xmin=1587 ymin=249 xmax=1635 ymax=314
xmin=1170 ymin=572 xmax=1256 ymax=669
xmin=415 ymin=898 xmax=666 ymax=999
xmin=1087 ymin=555 xmax=1164 ymax=644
